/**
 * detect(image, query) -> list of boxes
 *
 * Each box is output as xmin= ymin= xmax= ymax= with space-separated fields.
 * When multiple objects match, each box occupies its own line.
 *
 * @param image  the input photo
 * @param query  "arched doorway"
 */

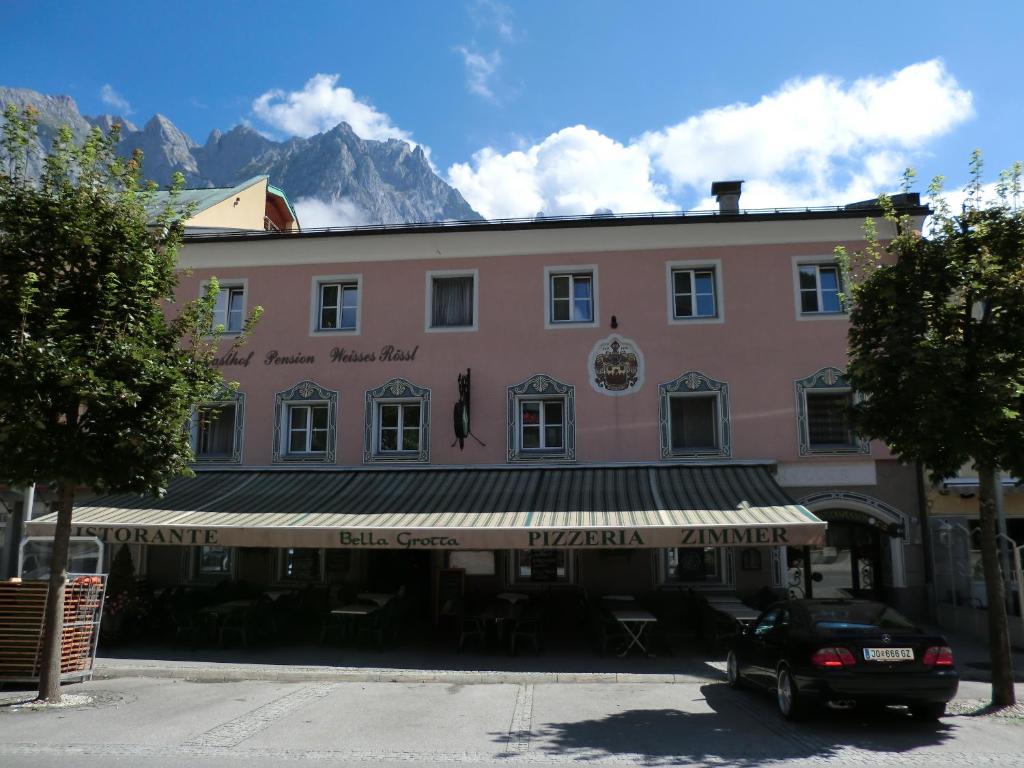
xmin=788 ymin=493 xmax=909 ymax=600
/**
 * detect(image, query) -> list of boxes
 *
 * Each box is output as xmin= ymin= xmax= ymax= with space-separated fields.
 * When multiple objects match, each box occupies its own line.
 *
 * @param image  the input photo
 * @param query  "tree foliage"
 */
xmin=0 ymin=105 xmax=257 ymax=700
xmin=839 ymin=153 xmax=1024 ymax=481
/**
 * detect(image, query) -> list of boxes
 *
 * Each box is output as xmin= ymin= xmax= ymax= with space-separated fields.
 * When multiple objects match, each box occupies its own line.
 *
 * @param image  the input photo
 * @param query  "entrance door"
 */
xmin=787 ymin=516 xmax=883 ymax=599
xmin=814 ymin=520 xmax=881 ymax=598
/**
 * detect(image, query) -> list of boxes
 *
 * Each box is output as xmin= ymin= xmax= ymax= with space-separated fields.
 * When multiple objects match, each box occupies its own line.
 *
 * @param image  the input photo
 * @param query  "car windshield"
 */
xmin=807 ymin=603 xmax=917 ymax=632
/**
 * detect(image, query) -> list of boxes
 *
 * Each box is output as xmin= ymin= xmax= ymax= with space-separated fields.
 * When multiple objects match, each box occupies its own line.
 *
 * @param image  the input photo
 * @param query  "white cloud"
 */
xmin=99 ymin=84 xmax=133 ymax=115
xmin=252 ymin=74 xmax=414 ymax=143
xmin=638 ymin=59 xmax=973 ymax=205
xmin=294 ymin=196 xmax=370 ymax=229
xmin=457 ymin=47 xmax=501 ymax=101
xmin=468 ymin=0 xmax=516 ymax=41
xmin=447 ymin=125 xmax=673 ymax=219
xmin=448 ymin=60 xmax=973 ymax=219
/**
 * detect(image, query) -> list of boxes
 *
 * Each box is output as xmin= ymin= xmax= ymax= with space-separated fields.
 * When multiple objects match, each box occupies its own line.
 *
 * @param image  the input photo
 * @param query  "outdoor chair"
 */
xmin=170 ymin=606 xmax=202 ymax=649
xmin=219 ymin=605 xmax=254 ymax=649
xmin=586 ymin=600 xmax=629 ymax=656
xmin=510 ymin=603 xmax=542 ymax=656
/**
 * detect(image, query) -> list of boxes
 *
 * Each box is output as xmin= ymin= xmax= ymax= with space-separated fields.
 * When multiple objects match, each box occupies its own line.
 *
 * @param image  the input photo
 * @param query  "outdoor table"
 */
xmin=713 ymin=603 xmax=760 ymax=625
xmin=610 ymin=608 xmax=658 ymax=656
xmin=199 ymin=599 xmax=256 ymax=619
xmin=332 ymin=603 xmax=380 ymax=616
xmin=602 ymin=594 xmax=636 ymax=602
xmin=263 ymin=590 xmax=291 ymax=601
xmin=357 ymin=592 xmax=395 ymax=606
xmin=495 ymin=592 xmax=529 ymax=604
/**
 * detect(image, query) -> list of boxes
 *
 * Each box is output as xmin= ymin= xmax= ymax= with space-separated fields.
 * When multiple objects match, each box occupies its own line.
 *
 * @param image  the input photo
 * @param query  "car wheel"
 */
xmin=726 ymin=650 xmax=744 ymax=689
xmin=910 ymin=702 xmax=946 ymax=721
xmin=776 ymin=667 xmax=805 ymax=721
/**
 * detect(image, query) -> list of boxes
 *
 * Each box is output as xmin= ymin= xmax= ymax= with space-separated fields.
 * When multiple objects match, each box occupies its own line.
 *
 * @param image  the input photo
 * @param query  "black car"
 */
xmin=726 ymin=599 xmax=958 ymax=720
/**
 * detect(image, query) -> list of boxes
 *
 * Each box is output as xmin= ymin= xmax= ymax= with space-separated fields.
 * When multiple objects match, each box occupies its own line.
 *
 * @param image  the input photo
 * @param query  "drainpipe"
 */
xmin=915 ymin=462 xmax=934 ymax=591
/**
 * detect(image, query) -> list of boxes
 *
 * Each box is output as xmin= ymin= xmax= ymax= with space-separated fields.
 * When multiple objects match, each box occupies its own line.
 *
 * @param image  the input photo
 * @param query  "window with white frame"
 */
xmin=669 ymin=395 xmax=718 ymax=451
xmin=658 ymin=372 xmax=731 ymax=459
xmin=192 ymin=393 xmax=244 ymax=463
xmin=428 ymin=272 xmax=476 ymax=330
xmin=549 ymin=271 xmax=594 ymax=324
xmin=272 ymin=380 xmax=337 ymax=463
xmin=287 ymin=403 xmax=329 ymax=454
xmin=519 ymin=399 xmax=564 ymax=452
xmin=797 ymin=263 xmax=844 ymax=314
xmin=363 ymin=378 xmax=430 ymax=463
xmin=316 ymin=280 xmax=359 ymax=332
xmin=795 ymin=367 xmax=868 ymax=456
xmin=671 ymin=267 xmax=717 ymax=319
xmin=507 ymin=374 xmax=575 ymax=461
xmin=510 ymin=549 xmax=574 ymax=584
xmin=660 ymin=547 xmax=730 ymax=585
xmin=212 ymin=284 xmax=246 ymax=333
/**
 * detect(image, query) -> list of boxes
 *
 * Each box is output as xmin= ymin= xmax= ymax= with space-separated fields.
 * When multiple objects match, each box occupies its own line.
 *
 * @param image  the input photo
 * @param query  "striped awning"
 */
xmin=26 ymin=465 xmax=825 ymax=549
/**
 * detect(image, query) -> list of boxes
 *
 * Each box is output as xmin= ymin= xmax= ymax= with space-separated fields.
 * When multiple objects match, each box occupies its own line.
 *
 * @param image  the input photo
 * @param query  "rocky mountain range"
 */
xmin=0 ymin=86 xmax=481 ymax=226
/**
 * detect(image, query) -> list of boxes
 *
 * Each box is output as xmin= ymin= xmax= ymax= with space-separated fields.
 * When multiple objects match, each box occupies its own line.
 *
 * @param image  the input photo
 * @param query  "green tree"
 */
xmin=839 ymin=153 xmax=1024 ymax=707
xmin=0 ymin=106 xmax=258 ymax=702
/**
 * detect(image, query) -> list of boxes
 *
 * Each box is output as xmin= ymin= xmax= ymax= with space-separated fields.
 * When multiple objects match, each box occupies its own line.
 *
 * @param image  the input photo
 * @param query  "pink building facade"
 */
xmin=29 ymin=186 xmax=932 ymax=622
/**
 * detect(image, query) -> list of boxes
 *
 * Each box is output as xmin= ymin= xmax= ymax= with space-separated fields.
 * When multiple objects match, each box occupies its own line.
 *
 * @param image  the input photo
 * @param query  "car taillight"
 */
xmin=811 ymin=647 xmax=857 ymax=668
xmin=923 ymin=646 xmax=954 ymax=667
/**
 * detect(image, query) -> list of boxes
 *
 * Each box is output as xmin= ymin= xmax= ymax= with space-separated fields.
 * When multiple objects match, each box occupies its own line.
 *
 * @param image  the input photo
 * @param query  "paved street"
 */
xmin=1 ymin=673 xmax=1022 ymax=768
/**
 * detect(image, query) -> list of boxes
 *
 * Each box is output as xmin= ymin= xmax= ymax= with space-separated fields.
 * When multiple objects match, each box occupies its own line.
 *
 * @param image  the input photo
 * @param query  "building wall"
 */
xmin=187 ymin=178 xmax=269 ymax=231
xmin=177 ymin=219 xmax=895 ymax=468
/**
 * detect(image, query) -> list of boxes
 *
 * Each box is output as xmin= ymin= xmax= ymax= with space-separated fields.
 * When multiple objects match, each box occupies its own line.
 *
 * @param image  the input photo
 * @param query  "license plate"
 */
xmin=863 ymin=647 xmax=914 ymax=661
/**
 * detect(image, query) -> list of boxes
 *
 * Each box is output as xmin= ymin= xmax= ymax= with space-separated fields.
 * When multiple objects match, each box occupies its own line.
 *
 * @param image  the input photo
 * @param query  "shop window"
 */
xmin=313 ymin=276 xmax=360 ymax=333
xmin=795 ymin=262 xmax=845 ymax=315
xmin=427 ymin=271 xmax=477 ymax=331
xmin=660 ymin=547 xmax=732 ymax=585
xmin=363 ymin=378 xmax=431 ymax=463
xmin=205 ymin=281 xmax=247 ymax=335
xmin=280 ymin=548 xmax=322 ymax=581
xmin=191 ymin=392 xmax=244 ymax=464
xmin=658 ymin=371 xmax=730 ymax=459
xmin=795 ymin=367 xmax=869 ymax=456
xmin=507 ymin=374 xmax=575 ymax=462
xmin=272 ymin=380 xmax=338 ymax=463
xmin=510 ymin=550 xmax=574 ymax=584
xmin=195 ymin=545 xmax=234 ymax=578
xmin=549 ymin=271 xmax=594 ymax=324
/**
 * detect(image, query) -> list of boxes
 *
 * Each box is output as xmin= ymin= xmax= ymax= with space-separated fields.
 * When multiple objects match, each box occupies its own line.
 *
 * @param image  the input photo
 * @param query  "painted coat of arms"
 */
xmin=589 ymin=335 xmax=644 ymax=395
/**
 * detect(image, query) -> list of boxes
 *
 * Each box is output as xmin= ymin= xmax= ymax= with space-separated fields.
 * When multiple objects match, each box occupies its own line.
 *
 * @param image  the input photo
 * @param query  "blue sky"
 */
xmin=3 ymin=1 xmax=1019 ymax=222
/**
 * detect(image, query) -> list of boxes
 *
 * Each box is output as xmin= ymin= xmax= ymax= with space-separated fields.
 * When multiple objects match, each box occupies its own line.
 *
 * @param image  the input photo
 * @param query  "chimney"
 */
xmin=711 ymin=180 xmax=743 ymax=214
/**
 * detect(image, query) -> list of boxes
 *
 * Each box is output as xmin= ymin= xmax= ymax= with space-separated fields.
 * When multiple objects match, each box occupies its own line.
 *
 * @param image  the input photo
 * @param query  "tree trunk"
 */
xmin=36 ymin=481 xmax=75 ymax=703
xmin=977 ymin=465 xmax=1016 ymax=707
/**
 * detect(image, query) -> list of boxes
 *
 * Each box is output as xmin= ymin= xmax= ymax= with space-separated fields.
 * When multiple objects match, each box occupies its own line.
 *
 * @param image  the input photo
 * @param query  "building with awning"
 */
xmin=10 ymin=179 xmax=933 ymax=640
xmin=27 ymin=465 xmax=825 ymax=551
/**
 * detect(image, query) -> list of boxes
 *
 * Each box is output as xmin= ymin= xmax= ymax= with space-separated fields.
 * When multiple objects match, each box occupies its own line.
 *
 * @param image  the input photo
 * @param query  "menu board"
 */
xmin=285 ymin=548 xmax=321 ymax=581
xmin=435 ymin=567 xmax=465 ymax=619
xmin=529 ymin=550 xmax=559 ymax=582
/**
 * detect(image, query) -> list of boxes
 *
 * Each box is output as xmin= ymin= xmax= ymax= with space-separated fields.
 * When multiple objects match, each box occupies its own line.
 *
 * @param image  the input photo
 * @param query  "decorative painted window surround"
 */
xmin=272 ymin=379 xmax=338 ymax=464
xmin=543 ymin=265 xmax=600 ymax=329
xmin=507 ymin=374 xmax=576 ymax=462
xmin=363 ymin=378 xmax=431 ymax=463
xmin=665 ymin=259 xmax=725 ymax=325
xmin=791 ymin=256 xmax=847 ymax=321
xmin=794 ymin=367 xmax=869 ymax=456
xmin=309 ymin=274 xmax=362 ymax=335
xmin=658 ymin=371 xmax=731 ymax=459
xmin=191 ymin=389 xmax=245 ymax=464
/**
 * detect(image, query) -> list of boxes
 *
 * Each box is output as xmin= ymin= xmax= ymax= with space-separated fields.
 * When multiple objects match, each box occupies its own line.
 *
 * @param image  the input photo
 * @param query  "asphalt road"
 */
xmin=1 ymin=676 xmax=1022 ymax=768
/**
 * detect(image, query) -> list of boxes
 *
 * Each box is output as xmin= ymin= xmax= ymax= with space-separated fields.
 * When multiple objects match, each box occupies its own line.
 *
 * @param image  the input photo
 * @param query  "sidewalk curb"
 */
xmin=92 ymin=663 xmax=721 ymax=685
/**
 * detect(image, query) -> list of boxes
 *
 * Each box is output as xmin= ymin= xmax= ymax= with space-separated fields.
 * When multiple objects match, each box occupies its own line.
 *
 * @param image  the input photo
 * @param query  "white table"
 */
xmin=332 ymin=603 xmax=380 ymax=616
xmin=496 ymin=592 xmax=529 ymax=604
xmin=357 ymin=592 xmax=395 ymax=606
xmin=610 ymin=608 xmax=658 ymax=656
xmin=602 ymin=594 xmax=636 ymax=602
